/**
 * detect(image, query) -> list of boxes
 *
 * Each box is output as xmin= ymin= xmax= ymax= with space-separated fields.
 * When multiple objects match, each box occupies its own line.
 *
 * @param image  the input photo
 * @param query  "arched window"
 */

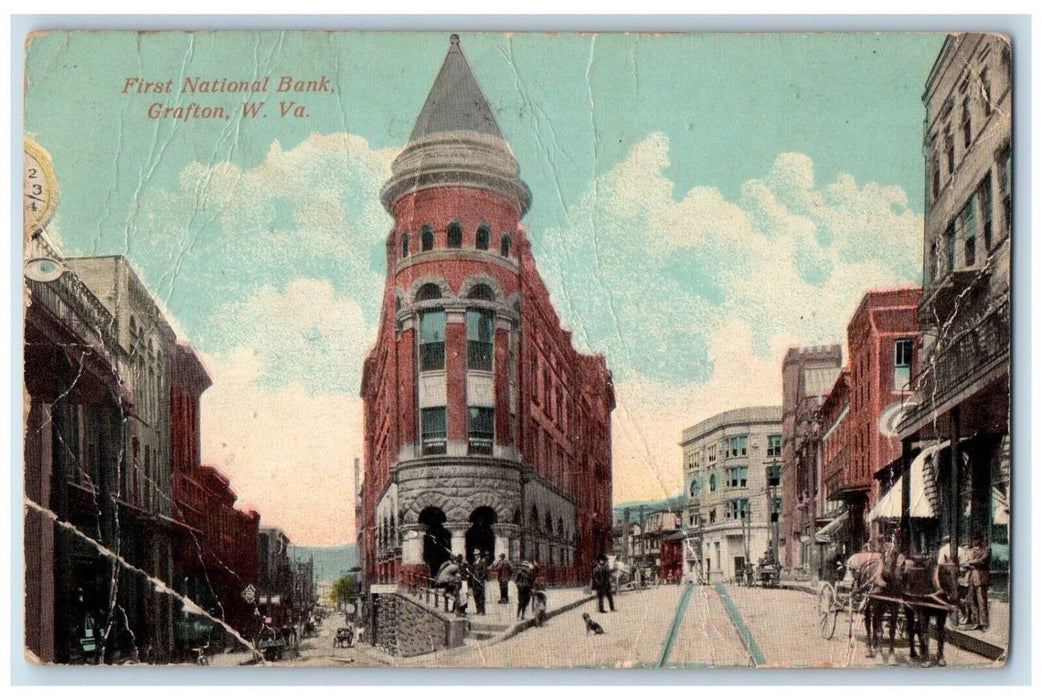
xmin=709 ymin=472 xmax=717 ymax=493
xmin=531 ymin=505 xmax=539 ymax=531
xmin=476 ymin=224 xmax=491 ymax=250
xmin=466 ymin=283 xmax=496 ymax=301
xmin=401 ymin=233 xmax=410 ymax=259
xmin=415 ymin=283 xmax=442 ymax=302
xmin=447 ymin=221 xmax=463 ymax=248
xmin=421 ymin=224 xmax=434 ymax=252
xmin=545 ymin=512 xmax=553 ymax=535
xmin=557 ymin=517 xmax=564 ymax=537
xmin=500 ymin=234 xmax=512 ymax=257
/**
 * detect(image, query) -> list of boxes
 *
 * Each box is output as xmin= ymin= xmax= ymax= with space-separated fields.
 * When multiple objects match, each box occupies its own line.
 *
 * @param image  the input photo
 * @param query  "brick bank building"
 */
xmin=359 ymin=36 xmax=614 ymax=587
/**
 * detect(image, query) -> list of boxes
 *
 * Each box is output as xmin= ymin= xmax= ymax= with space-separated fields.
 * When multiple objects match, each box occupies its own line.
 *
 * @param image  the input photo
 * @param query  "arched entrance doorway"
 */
xmin=419 ymin=506 xmax=451 ymax=578
xmin=465 ymin=506 xmax=497 ymax=563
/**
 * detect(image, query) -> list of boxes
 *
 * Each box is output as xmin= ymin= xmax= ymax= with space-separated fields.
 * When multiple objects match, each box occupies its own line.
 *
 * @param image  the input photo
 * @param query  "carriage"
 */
xmin=758 ymin=563 xmax=781 ymax=588
xmin=817 ymin=551 xmax=959 ymax=666
xmin=333 ymin=626 xmax=355 ymax=649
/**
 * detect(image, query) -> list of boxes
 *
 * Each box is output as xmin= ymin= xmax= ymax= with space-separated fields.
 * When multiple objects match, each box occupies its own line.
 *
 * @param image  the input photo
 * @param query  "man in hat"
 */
xmin=591 ymin=554 xmax=615 ymax=613
xmin=966 ymin=537 xmax=991 ymax=631
xmin=468 ymin=549 xmax=488 ymax=615
xmin=492 ymin=553 xmax=513 ymax=604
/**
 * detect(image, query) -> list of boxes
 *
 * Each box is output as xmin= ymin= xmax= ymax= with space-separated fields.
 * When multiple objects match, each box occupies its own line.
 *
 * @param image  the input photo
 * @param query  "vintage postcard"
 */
xmin=21 ymin=29 xmax=1012 ymax=669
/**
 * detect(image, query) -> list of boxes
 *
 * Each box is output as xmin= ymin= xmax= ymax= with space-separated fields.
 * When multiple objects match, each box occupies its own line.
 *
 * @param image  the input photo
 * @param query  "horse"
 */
xmin=846 ymin=550 xmax=957 ymax=667
xmin=847 ymin=551 xmax=903 ymax=664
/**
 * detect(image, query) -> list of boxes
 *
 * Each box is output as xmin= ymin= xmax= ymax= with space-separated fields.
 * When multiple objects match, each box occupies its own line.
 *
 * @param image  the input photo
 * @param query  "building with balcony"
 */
xmin=681 ymin=406 xmax=783 ymax=583
xmin=897 ymin=33 xmax=1011 ymax=595
xmin=358 ymin=35 xmax=615 ymax=587
xmin=24 ymin=232 xmax=130 ymax=664
xmin=780 ymin=346 xmax=842 ymax=568
xmin=24 ymin=241 xmax=220 ymax=662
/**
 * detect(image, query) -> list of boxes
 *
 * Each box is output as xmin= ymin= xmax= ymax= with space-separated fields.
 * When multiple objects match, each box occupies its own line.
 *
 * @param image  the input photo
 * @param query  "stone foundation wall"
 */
xmin=372 ymin=591 xmax=466 ymax=657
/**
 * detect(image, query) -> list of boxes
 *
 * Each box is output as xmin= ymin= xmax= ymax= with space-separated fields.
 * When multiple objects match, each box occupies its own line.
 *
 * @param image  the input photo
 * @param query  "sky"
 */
xmin=23 ymin=31 xmax=946 ymax=545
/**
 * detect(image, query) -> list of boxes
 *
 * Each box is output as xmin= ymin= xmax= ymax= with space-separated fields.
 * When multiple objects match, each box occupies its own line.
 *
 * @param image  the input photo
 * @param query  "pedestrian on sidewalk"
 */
xmin=492 ymin=553 xmax=513 ymax=604
xmin=515 ymin=560 xmax=534 ymax=620
xmin=966 ymin=536 xmax=991 ymax=631
xmin=469 ymin=550 xmax=489 ymax=615
xmin=592 ymin=554 xmax=615 ymax=613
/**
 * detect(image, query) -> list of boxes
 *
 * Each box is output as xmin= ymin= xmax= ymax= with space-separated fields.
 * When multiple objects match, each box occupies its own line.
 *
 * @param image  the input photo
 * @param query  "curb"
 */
xmin=497 ymin=593 xmax=598 ymax=643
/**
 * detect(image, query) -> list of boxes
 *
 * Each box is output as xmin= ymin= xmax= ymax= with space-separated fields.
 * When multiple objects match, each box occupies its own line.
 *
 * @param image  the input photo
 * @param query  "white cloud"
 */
xmin=196 ymin=279 xmax=377 ymax=545
xmin=537 ymin=134 xmax=924 ymax=503
xmin=204 ymin=277 xmax=374 ymax=393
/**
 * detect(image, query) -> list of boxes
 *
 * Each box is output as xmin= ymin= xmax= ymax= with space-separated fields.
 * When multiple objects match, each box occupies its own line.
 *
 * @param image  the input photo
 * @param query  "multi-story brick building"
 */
xmin=170 ymin=341 xmax=260 ymax=648
xmin=780 ymin=346 xmax=842 ymax=568
xmin=898 ymin=33 xmax=1011 ymax=595
xmin=358 ymin=35 xmax=614 ymax=587
xmin=681 ymin=406 xmax=783 ymax=583
xmin=814 ymin=288 xmax=921 ymax=559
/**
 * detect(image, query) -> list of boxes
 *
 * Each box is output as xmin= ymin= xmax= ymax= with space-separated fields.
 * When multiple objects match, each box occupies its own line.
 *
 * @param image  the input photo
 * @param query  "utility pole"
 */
xmin=767 ymin=460 xmax=781 ymax=565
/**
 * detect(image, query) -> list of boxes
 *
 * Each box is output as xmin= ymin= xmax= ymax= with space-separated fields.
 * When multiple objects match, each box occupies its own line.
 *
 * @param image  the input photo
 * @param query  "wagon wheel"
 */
xmin=818 ymin=583 xmax=838 ymax=640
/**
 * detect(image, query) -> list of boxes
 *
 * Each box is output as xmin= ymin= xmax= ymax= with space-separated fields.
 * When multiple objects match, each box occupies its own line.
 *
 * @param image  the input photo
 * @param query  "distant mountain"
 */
xmin=288 ymin=543 xmax=358 ymax=583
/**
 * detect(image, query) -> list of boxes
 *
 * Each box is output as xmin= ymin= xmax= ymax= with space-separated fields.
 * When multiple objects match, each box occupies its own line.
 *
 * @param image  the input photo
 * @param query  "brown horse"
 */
xmin=847 ymin=551 xmax=957 ymax=667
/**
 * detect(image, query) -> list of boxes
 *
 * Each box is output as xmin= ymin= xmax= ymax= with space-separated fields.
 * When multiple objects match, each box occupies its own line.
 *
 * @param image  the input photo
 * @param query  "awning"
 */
xmin=868 ymin=442 xmax=947 ymax=521
xmin=815 ymin=510 xmax=849 ymax=543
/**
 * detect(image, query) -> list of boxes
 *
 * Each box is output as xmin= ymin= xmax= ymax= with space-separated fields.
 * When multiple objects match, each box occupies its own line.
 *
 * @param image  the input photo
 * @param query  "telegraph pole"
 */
xmin=767 ymin=459 xmax=781 ymax=564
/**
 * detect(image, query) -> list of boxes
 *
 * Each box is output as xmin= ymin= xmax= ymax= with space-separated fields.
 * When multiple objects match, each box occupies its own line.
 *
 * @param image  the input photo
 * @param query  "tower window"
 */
xmin=500 ymin=234 xmax=512 ymax=257
xmin=466 ymin=284 xmax=496 ymax=301
xmin=415 ymin=283 xmax=442 ymax=302
xmin=447 ymin=221 xmax=462 ymax=248
xmin=419 ymin=310 xmax=446 ymax=371
xmin=421 ymin=407 xmax=447 ymax=455
xmin=476 ymin=224 xmax=490 ymax=251
xmin=401 ymin=233 xmax=410 ymax=259
xmin=467 ymin=309 xmax=494 ymax=371
xmin=421 ymin=225 xmax=434 ymax=252
xmin=468 ymin=406 xmax=494 ymax=454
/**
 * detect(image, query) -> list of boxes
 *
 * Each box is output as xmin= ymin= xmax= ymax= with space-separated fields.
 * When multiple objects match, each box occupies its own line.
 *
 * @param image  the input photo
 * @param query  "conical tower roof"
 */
xmin=409 ymin=34 xmax=503 ymax=141
xmin=381 ymin=34 xmax=531 ymax=215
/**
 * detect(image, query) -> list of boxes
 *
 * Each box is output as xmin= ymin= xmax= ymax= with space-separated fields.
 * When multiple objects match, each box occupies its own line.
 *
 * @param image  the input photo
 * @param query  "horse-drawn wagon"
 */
xmin=817 ymin=550 xmax=959 ymax=666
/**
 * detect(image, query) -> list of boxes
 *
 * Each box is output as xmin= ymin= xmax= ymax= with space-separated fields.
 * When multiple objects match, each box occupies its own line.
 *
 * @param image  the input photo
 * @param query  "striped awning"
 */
xmin=868 ymin=442 xmax=947 ymax=521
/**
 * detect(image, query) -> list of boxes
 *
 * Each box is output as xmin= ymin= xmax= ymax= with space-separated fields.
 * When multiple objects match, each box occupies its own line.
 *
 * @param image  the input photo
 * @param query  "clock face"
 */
xmin=23 ymin=138 xmax=59 ymax=233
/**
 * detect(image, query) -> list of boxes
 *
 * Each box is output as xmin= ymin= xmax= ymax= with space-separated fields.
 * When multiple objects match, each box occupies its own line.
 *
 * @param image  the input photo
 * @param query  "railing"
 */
xmin=402 ymin=574 xmax=457 ymax=613
xmin=27 ymin=272 xmax=119 ymax=360
xmin=914 ymin=296 xmax=1010 ymax=409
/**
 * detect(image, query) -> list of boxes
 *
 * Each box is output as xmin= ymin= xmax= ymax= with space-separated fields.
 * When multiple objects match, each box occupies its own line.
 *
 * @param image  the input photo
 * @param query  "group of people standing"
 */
xmin=433 ymin=552 xmax=547 ymax=622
